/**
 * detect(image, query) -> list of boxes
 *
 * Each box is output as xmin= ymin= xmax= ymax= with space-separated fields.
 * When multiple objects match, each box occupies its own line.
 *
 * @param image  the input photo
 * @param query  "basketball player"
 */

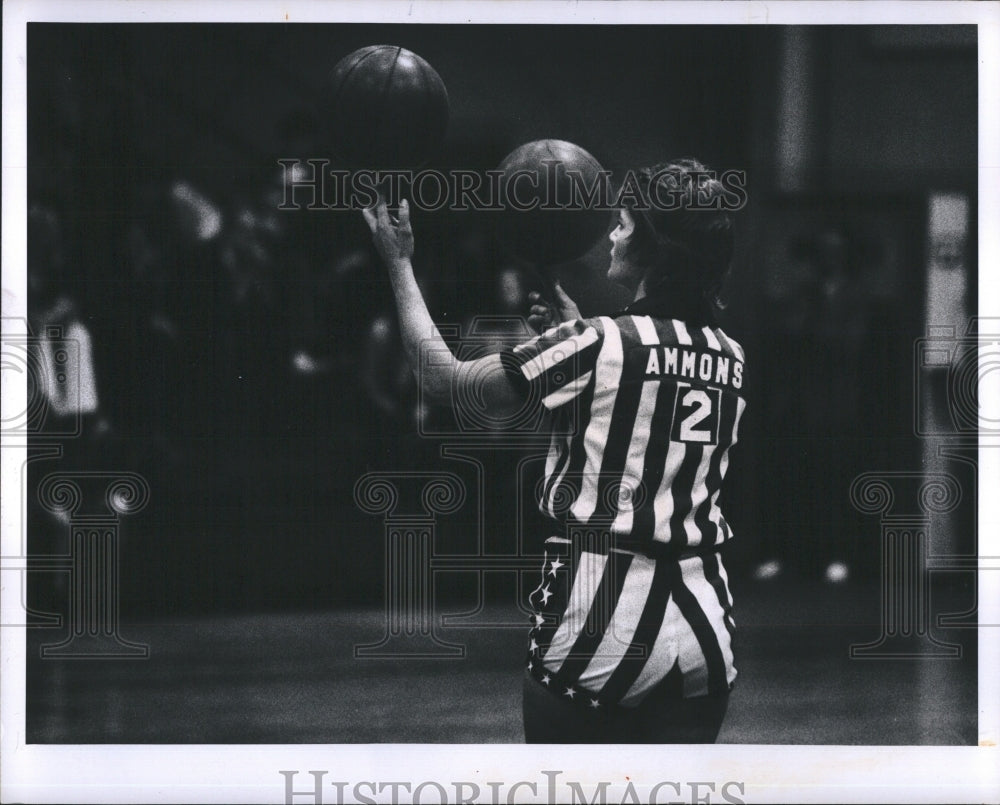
xmin=363 ymin=159 xmax=746 ymax=743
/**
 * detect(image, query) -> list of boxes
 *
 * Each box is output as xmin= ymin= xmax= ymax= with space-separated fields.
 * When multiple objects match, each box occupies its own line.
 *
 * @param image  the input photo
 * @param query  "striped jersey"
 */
xmin=502 ymin=307 xmax=747 ymax=559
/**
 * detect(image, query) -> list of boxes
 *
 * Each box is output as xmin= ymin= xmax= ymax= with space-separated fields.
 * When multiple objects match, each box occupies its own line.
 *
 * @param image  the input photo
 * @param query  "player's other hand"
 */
xmin=362 ymin=197 xmax=414 ymax=268
xmin=527 ymin=280 xmax=582 ymax=334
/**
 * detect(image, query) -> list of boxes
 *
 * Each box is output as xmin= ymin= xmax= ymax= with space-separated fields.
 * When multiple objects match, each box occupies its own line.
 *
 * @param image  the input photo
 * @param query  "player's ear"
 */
xmin=619 ymin=209 xmax=636 ymax=239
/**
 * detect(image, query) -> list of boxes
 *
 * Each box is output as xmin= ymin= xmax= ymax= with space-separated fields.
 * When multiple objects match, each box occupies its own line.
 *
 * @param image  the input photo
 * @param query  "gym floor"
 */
xmin=25 ymin=576 xmax=977 ymax=745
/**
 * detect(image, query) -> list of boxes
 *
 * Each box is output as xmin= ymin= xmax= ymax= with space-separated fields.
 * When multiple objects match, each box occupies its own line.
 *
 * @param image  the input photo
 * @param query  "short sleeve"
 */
xmin=499 ymin=318 xmax=603 ymax=410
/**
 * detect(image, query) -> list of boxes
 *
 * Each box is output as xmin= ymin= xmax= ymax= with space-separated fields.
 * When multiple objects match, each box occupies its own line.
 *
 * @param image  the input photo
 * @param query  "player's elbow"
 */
xmin=416 ymin=355 xmax=521 ymax=412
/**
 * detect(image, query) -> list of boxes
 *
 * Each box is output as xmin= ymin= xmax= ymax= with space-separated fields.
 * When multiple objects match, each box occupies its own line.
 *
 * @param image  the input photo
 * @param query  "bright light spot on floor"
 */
xmin=753 ymin=560 xmax=783 ymax=581
xmin=292 ymin=351 xmax=318 ymax=374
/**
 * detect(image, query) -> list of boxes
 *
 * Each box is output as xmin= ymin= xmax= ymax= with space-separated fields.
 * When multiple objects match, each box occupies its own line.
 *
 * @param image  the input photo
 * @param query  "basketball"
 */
xmin=328 ymin=45 xmax=449 ymax=170
xmin=496 ymin=139 xmax=611 ymax=267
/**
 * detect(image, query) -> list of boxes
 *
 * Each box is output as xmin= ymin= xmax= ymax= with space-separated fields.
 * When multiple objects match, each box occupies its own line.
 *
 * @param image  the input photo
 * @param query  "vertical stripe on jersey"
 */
xmin=570 ymin=317 xmax=624 ymax=523
xmin=636 ymin=421 xmax=679 ymax=545
xmin=673 ymin=319 xmax=693 ymax=346
xmin=715 ymin=551 xmax=736 ymax=610
xmin=701 ymin=327 xmax=722 ymax=351
xmin=597 ymin=556 xmax=673 ymax=703
xmin=702 ymin=552 xmax=736 ymax=639
xmin=542 ymin=427 xmax=562 ymax=503
xmin=692 ymin=392 xmax=739 ymax=546
xmin=557 ymin=550 xmax=635 ymax=683
xmin=707 ymin=396 xmax=746 ymax=541
xmin=594 ymin=316 xmax=647 ymax=521
xmin=713 ymin=328 xmax=745 ymax=362
xmin=717 ymin=553 xmax=737 ymax=633
xmin=682 ymin=446 xmax=715 ymax=547
xmin=576 ymin=552 xmax=657 ymax=690
xmin=543 ymin=375 xmax=597 ymax=516
xmin=640 ymin=318 xmax=686 ymax=547
xmin=632 ymin=315 xmax=660 ymax=346
xmin=611 ymin=316 xmax=663 ymax=535
xmin=665 ymin=441 xmax=703 ymax=550
xmin=541 ymin=550 xmax=608 ymax=672
xmin=672 ymin=605 xmax=711 ymax=697
xmin=682 ymin=557 xmax=735 ymax=686
xmin=667 ymin=560 xmax=728 ymax=695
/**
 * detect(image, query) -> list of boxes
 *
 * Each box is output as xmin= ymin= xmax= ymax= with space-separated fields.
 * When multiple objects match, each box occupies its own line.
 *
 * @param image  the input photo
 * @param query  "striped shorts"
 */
xmin=525 ymin=536 xmax=736 ymax=709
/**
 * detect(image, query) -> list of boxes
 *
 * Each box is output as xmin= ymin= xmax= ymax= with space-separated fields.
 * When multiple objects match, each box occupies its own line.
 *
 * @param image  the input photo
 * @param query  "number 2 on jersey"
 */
xmin=670 ymin=384 xmax=722 ymax=445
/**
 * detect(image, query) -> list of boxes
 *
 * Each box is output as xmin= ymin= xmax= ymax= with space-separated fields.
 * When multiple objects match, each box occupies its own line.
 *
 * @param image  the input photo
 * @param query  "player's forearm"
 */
xmin=386 ymin=257 xmax=456 ymax=403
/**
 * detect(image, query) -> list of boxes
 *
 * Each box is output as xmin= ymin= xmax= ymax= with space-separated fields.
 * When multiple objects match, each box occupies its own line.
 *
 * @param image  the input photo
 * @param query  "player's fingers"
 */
xmin=376 ymin=197 xmax=391 ymax=229
xmin=530 ymin=305 xmax=549 ymax=316
xmin=553 ymin=281 xmax=581 ymax=319
xmin=361 ymin=206 xmax=377 ymax=233
xmin=398 ymin=198 xmax=411 ymax=228
xmin=528 ymin=291 xmax=542 ymax=303
xmin=552 ymin=280 xmax=576 ymax=306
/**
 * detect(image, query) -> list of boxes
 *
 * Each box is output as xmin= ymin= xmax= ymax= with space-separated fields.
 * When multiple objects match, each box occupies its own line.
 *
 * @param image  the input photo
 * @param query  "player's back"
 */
xmin=597 ymin=312 xmax=747 ymax=557
xmin=503 ymin=309 xmax=747 ymax=558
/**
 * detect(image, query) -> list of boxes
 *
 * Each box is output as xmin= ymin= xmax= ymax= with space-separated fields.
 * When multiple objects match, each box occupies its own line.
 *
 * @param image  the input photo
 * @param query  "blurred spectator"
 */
xmin=757 ymin=222 xmax=884 ymax=581
xmin=26 ymin=204 xmax=108 ymax=617
xmin=28 ymin=204 xmax=108 ymax=441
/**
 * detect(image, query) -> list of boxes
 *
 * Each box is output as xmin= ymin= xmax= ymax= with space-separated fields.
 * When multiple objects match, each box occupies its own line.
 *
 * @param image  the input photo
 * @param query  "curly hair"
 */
xmin=621 ymin=158 xmax=735 ymax=322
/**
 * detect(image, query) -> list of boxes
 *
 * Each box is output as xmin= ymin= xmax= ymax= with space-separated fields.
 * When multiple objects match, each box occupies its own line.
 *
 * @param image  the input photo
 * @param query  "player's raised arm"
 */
xmin=362 ymin=197 xmax=523 ymax=412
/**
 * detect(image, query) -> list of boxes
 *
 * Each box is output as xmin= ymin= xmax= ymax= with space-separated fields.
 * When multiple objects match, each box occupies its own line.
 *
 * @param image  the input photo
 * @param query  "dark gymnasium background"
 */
xmin=24 ymin=24 xmax=979 ymax=744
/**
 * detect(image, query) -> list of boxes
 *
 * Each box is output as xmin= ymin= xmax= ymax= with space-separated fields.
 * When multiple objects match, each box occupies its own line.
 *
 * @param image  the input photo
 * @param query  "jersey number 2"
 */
xmin=670 ymin=385 xmax=722 ymax=445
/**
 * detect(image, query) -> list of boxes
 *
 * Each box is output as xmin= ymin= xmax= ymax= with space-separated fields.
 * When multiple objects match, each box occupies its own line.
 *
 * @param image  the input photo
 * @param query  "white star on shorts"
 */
xmin=548 ymin=557 xmax=564 ymax=576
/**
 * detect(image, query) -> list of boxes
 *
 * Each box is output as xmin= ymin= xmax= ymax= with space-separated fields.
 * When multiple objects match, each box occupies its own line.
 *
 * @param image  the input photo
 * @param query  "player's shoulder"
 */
xmin=712 ymin=326 xmax=746 ymax=363
xmin=511 ymin=316 xmax=604 ymax=356
xmin=542 ymin=316 xmax=605 ymax=343
xmin=613 ymin=312 xmax=747 ymax=362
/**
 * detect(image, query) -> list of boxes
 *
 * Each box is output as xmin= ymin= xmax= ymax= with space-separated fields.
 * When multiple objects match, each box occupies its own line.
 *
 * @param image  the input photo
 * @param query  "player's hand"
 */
xmin=362 ymin=197 xmax=414 ymax=268
xmin=527 ymin=280 xmax=582 ymax=334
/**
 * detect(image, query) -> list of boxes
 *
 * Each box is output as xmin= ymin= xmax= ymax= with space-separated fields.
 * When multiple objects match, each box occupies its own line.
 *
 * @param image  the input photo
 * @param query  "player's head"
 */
xmin=609 ymin=158 xmax=735 ymax=321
